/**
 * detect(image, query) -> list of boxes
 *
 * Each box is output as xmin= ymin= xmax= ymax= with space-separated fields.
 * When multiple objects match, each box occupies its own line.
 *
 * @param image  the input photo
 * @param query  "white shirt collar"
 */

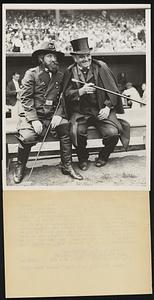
xmin=12 ymin=79 xmax=20 ymax=90
xmin=78 ymin=65 xmax=90 ymax=71
xmin=45 ymin=68 xmax=52 ymax=78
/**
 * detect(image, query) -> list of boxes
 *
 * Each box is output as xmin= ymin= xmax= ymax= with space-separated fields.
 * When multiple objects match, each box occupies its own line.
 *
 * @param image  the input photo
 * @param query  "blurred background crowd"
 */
xmin=6 ymin=9 xmax=146 ymax=53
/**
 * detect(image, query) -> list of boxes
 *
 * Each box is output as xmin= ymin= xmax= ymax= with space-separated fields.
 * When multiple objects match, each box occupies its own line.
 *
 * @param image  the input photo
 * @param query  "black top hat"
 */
xmin=32 ymin=42 xmax=64 ymax=61
xmin=70 ymin=37 xmax=92 ymax=55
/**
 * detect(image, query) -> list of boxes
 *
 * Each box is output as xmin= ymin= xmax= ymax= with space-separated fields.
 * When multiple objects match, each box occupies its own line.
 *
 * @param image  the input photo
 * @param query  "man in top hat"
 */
xmin=62 ymin=37 xmax=130 ymax=171
xmin=13 ymin=41 xmax=83 ymax=183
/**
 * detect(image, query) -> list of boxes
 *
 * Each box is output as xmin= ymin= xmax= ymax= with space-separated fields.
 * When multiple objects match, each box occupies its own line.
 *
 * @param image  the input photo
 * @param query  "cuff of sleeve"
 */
xmin=25 ymin=112 xmax=38 ymax=122
xmin=104 ymin=99 xmax=114 ymax=109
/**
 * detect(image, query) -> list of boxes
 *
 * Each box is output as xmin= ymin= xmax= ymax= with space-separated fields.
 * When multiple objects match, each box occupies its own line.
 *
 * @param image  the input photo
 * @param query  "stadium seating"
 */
xmin=6 ymin=9 xmax=146 ymax=53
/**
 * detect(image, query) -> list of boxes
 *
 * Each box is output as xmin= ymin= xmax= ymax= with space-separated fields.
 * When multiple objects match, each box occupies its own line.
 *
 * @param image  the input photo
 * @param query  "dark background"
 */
xmin=6 ymin=53 xmax=146 ymax=92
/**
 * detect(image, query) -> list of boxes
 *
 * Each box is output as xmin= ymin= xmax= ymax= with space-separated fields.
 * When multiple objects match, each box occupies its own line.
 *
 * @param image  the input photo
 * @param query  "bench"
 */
xmin=5 ymin=107 xmax=146 ymax=169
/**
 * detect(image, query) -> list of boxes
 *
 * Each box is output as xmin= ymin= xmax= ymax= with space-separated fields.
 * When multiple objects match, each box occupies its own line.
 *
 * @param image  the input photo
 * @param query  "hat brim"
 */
xmin=70 ymin=48 xmax=93 ymax=55
xmin=32 ymin=49 xmax=64 ymax=60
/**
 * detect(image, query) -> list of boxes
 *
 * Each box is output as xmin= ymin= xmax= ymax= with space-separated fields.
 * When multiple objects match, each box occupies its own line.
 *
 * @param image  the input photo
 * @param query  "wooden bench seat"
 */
xmin=5 ymin=107 xmax=146 ymax=168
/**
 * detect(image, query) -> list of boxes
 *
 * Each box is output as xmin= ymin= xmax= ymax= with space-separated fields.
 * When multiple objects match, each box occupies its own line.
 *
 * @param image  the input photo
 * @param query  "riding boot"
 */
xmin=13 ymin=145 xmax=31 ymax=184
xmin=56 ymin=123 xmax=83 ymax=180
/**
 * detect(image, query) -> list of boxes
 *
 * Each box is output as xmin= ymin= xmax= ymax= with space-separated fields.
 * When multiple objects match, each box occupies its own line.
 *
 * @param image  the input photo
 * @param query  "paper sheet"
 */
xmin=3 ymin=191 xmax=152 ymax=298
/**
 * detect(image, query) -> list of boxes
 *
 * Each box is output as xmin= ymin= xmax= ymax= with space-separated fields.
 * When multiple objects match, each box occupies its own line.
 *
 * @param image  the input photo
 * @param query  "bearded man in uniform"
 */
xmin=13 ymin=42 xmax=83 ymax=183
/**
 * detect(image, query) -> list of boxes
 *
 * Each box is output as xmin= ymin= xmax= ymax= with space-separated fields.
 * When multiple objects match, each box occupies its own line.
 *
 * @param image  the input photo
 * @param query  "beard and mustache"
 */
xmin=47 ymin=61 xmax=59 ymax=74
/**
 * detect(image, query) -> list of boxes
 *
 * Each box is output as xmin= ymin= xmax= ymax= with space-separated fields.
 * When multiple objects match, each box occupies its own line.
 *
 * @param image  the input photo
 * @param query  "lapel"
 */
xmin=92 ymin=62 xmax=99 ymax=86
xmin=44 ymin=74 xmax=55 ymax=97
xmin=71 ymin=65 xmax=94 ymax=86
xmin=86 ymin=67 xmax=93 ymax=82
xmin=77 ymin=67 xmax=86 ymax=83
xmin=44 ymin=71 xmax=63 ymax=98
xmin=11 ymin=80 xmax=16 ymax=91
xmin=38 ymin=66 xmax=50 ymax=86
xmin=72 ymin=66 xmax=83 ymax=88
xmin=72 ymin=66 xmax=85 ymax=88
xmin=92 ymin=61 xmax=104 ymax=109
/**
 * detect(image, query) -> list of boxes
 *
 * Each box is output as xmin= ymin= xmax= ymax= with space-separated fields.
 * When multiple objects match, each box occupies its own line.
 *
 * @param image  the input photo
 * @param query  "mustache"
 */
xmin=50 ymin=61 xmax=59 ymax=66
xmin=48 ymin=62 xmax=59 ymax=73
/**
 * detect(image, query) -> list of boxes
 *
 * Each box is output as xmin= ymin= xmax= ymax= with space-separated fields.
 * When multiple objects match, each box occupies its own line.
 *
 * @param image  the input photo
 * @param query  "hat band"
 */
xmin=71 ymin=48 xmax=92 ymax=54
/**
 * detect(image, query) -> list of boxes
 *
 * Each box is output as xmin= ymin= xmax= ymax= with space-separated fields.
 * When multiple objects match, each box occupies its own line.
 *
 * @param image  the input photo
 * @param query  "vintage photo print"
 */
xmin=2 ymin=4 xmax=151 ymax=190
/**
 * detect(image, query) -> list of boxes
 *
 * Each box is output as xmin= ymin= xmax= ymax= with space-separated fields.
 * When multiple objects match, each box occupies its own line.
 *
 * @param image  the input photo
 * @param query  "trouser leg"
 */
xmin=95 ymin=120 xmax=119 ymax=166
xmin=56 ymin=122 xmax=83 ymax=180
xmin=99 ymin=135 xmax=119 ymax=161
xmin=76 ymin=119 xmax=89 ymax=163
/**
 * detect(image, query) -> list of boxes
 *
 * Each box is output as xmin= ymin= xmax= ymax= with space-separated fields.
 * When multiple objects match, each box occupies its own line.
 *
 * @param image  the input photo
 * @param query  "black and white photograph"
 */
xmin=1 ymin=4 xmax=153 ymax=300
xmin=3 ymin=3 xmax=151 ymax=189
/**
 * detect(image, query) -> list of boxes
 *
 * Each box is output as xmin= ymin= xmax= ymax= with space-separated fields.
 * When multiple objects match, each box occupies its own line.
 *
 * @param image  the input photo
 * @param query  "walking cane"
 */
xmin=72 ymin=78 xmax=146 ymax=106
xmin=26 ymin=94 xmax=63 ymax=183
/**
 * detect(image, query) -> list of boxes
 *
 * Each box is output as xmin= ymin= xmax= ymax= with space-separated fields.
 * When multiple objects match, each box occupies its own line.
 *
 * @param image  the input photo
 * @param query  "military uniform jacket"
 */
xmin=20 ymin=65 xmax=65 ymax=122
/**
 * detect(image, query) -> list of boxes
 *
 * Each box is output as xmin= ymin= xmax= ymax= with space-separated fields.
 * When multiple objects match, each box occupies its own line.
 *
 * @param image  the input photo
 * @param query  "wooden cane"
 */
xmin=72 ymin=78 xmax=146 ymax=106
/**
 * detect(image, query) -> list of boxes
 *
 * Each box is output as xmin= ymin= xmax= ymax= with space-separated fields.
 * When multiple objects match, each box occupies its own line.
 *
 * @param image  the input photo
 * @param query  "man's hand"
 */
xmin=32 ymin=120 xmax=43 ymax=135
xmin=51 ymin=115 xmax=62 ymax=129
xmin=98 ymin=106 xmax=110 ymax=120
xmin=79 ymin=83 xmax=96 ymax=96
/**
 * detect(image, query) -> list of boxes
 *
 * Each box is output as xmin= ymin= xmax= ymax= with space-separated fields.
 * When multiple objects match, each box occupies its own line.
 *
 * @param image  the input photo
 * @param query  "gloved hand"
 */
xmin=32 ymin=120 xmax=43 ymax=135
xmin=79 ymin=83 xmax=96 ymax=96
xmin=51 ymin=115 xmax=62 ymax=129
xmin=98 ymin=106 xmax=110 ymax=120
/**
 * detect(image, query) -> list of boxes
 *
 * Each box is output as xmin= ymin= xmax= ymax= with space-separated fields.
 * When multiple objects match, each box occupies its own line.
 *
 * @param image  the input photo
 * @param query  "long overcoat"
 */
xmin=61 ymin=59 xmax=130 ymax=150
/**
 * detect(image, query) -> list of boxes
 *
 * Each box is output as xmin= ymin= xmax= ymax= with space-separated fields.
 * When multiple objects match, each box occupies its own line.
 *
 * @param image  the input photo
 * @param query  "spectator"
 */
xmin=6 ymin=72 xmax=21 ymax=106
xmin=122 ymin=82 xmax=141 ymax=109
xmin=141 ymin=82 xmax=146 ymax=106
xmin=117 ymin=72 xmax=127 ymax=93
xmin=12 ymin=33 xmax=23 ymax=52
xmin=6 ymin=9 xmax=146 ymax=53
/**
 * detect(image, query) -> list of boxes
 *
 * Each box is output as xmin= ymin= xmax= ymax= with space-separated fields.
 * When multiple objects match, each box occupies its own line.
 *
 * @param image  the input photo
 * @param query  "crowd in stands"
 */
xmin=6 ymin=9 xmax=146 ymax=53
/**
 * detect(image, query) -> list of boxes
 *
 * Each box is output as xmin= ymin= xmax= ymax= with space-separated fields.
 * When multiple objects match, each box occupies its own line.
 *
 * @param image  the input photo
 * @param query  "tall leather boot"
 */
xmin=56 ymin=123 xmax=83 ymax=180
xmin=13 ymin=145 xmax=31 ymax=184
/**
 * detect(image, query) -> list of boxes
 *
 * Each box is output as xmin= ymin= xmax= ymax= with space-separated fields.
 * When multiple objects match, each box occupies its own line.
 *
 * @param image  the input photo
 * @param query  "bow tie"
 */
xmin=81 ymin=67 xmax=89 ymax=73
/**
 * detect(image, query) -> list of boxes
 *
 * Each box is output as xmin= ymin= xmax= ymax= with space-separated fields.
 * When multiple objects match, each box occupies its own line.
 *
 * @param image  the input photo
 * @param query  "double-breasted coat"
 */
xmin=20 ymin=65 xmax=65 ymax=122
xmin=17 ymin=65 xmax=66 ymax=144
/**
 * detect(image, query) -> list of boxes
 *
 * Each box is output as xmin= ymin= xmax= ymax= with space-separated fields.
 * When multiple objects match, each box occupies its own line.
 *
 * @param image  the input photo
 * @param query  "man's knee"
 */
xmin=106 ymin=126 xmax=119 ymax=137
xmin=77 ymin=123 xmax=88 ymax=137
xmin=18 ymin=129 xmax=38 ymax=145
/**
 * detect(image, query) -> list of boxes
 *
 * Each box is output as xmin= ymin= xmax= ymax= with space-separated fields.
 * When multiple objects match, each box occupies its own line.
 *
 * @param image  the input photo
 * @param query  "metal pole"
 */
xmin=55 ymin=9 xmax=60 ymax=26
xmin=71 ymin=78 xmax=146 ymax=106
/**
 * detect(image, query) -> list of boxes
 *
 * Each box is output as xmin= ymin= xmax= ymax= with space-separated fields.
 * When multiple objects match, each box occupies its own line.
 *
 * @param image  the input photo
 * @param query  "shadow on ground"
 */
xmin=5 ymin=150 xmax=147 ymax=188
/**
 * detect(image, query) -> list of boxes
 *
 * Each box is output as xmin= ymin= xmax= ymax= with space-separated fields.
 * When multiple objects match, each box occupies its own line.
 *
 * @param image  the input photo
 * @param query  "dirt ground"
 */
xmin=5 ymin=150 xmax=147 ymax=189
